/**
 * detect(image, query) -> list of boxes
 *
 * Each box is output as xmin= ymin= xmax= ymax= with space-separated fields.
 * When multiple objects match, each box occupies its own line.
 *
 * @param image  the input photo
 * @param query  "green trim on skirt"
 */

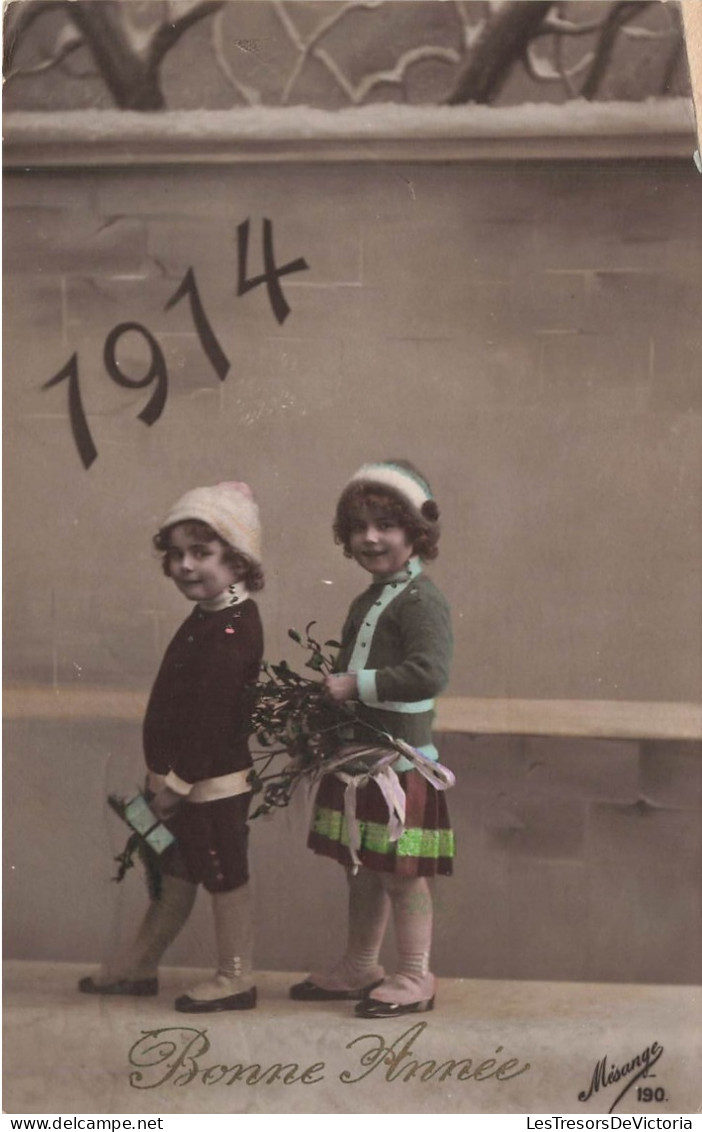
xmin=307 ymin=768 xmax=455 ymax=876
xmin=312 ymin=805 xmax=455 ymax=860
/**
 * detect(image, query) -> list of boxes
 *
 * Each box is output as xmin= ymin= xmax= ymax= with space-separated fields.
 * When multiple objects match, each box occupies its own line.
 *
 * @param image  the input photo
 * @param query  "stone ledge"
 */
xmin=3 ymin=100 xmax=697 ymax=167
xmin=4 ymin=685 xmax=701 ymax=740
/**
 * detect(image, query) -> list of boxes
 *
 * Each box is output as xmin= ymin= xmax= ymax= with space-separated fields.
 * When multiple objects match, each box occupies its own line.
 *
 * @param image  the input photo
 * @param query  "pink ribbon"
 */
xmin=308 ymin=740 xmax=455 ymax=871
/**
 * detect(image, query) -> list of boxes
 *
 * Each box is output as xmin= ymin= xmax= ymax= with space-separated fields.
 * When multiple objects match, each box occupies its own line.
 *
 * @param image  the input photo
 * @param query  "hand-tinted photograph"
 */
xmin=4 ymin=0 xmax=701 ymax=1118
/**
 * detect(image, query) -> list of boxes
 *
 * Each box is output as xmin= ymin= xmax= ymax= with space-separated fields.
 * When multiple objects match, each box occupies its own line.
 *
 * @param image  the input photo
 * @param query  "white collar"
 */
xmin=374 ymin=556 xmax=423 ymax=587
xmin=197 ymin=581 xmax=250 ymax=613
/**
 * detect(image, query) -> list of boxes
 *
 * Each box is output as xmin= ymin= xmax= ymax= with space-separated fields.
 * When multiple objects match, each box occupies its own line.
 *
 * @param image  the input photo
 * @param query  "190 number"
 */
xmin=637 ymin=1087 xmax=666 ymax=1102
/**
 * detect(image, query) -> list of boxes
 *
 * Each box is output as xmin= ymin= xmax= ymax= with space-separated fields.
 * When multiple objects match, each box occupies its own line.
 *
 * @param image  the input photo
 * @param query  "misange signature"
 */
xmin=578 ymin=1041 xmax=664 ymax=1114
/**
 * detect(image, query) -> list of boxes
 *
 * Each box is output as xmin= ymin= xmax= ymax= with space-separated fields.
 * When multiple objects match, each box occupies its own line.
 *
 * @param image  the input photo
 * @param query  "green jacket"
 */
xmin=336 ymin=564 xmax=453 ymax=754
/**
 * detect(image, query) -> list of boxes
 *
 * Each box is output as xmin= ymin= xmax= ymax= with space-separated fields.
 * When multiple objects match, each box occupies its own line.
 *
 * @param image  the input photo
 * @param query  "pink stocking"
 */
xmin=310 ymin=867 xmax=390 ymax=991
xmin=371 ymin=875 xmax=436 ymax=1005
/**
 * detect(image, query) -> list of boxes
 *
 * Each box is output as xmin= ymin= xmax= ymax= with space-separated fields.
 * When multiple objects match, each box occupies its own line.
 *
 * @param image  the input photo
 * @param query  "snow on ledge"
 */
xmin=4 ymin=99 xmax=698 ymax=166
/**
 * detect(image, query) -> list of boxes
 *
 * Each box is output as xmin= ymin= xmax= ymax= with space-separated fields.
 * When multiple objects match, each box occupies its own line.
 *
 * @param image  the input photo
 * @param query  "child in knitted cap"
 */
xmin=79 ymin=482 xmax=264 ymax=1013
xmin=290 ymin=460 xmax=454 ymax=1018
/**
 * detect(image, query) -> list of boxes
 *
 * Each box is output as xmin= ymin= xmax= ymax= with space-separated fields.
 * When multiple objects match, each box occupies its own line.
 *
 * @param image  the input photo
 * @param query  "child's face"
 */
xmin=165 ymin=523 xmax=242 ymax=602
xmin=348 ymin=505 xmax=414 ymax=579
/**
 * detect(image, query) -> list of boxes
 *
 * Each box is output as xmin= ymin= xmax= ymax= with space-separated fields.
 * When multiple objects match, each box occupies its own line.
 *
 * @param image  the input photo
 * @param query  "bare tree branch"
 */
xmin=315 ymin=42 xmax=461 ymax=105
xmin=276 ymin=0 xmax=384 ymax=105
xmin=65 ymin=1 xmax=165 ymax=108
xmin=3 ymin=0 xmax=60 ymax=75
xmin=446 ymin=0 xmax=554 ymax=105
xmin=4 ymin=26 xmax=84 ymax=84
xmin=276 ymin=0 xmax=461 ymax=107
xmin=148 ymin=0 xmax=224 ymax=70
xmin=621 ymin=26 xmax=678 ymax=41
xmin=537 ymin=13 xmax=614 ymax=39
xmin=524 ymin=41 xmax=593 ymax=88
xmin=454 ymin=0 xmax=489 ymax=51
xmin=4 ymin=0 xmax=688 ymax=111
xmin=210 ymin=6 xmax=260 ymax=106
xmin=355 ymin=44 xmax=461 ymax=103
xmin=580 ymin=0 xmax=655 ymax=100
xmin=23 ymin=0 xmax=225 ymax=110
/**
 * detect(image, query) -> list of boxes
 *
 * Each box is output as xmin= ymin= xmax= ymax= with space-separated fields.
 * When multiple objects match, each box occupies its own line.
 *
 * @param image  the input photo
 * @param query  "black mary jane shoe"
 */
xmin=174 ymin=986 xmax=257 ymax=1013
xmin=354 ymin=995 xmax=435 ymax=1019
xmin=289 ymin=978 xmax=383 ymax=1002
xmin=78 ymin=975 xmax=158 ymax=997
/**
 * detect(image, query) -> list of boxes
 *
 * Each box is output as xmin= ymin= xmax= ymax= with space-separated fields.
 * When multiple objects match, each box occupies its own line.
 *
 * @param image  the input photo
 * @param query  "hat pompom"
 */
xmin=220 ymin=481 xmax=253 ymax=501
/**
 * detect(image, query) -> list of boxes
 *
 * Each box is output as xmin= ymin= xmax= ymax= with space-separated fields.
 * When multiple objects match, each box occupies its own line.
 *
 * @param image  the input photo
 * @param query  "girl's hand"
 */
xmin=324 ymin=673 xmax=358 ymax=703
xmin=283 ymin=756 xmax=305 ymax=775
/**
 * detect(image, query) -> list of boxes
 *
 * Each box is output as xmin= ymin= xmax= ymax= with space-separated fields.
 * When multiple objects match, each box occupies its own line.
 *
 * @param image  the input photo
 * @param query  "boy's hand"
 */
xmin=150 ymin=786 xmax=183 ymax=822
xmin=145 ymin=770 xmax=168 ymax=795
xmin=324 ymin=673 xmax=358 ymax=703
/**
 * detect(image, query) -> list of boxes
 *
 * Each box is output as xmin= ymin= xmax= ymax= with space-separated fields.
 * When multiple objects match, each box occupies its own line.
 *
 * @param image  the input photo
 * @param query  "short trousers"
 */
xmin=161 ymin=792 xmax=251 ymax=893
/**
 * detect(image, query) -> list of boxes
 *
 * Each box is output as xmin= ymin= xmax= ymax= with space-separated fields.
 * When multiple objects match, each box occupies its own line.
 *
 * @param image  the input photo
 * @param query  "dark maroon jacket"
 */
xmin=143 ymin=598 xmax=263 ymax=785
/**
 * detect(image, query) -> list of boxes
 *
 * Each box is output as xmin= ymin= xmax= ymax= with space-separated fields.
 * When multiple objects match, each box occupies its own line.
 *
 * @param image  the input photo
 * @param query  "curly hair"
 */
xmin=153 ymin=519 xmax=265 ymax=591
xmin=333 ymin=470 xmax=440 ymax=562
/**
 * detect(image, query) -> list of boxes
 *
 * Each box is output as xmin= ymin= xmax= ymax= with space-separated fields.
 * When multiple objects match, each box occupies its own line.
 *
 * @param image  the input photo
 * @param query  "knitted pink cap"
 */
xmin=162 ymin=481 xmax=262 ymax=563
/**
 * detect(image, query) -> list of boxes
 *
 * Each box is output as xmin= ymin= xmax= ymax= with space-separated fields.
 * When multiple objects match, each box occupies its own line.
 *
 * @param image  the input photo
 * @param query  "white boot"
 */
xmin=355 ymin=876 xmax=436 ymax=1018
xmin=175 ymin=884 xmax=256 ymax=1013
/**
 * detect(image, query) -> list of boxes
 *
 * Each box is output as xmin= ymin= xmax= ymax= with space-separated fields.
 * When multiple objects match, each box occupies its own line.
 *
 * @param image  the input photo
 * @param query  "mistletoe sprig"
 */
xmin=248 ymin=621 xmax=365 ymax=818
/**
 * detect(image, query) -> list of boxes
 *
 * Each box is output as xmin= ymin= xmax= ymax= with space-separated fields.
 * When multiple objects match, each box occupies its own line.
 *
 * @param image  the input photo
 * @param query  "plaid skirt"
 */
xmin=308 ymin=768 xmax=454 ymax=877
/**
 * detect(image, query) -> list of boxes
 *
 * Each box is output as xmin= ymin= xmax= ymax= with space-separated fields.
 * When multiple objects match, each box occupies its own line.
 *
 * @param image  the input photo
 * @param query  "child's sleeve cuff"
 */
xmin=356 ymin=669 xmax=380 ymax=704
xmin=165 ymin=770 xmax=194 ymax=796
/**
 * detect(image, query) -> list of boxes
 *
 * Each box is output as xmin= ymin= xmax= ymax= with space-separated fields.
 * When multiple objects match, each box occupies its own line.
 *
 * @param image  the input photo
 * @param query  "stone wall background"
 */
xmin=3 ymin=149 xmax=701 ymax=981
xmin=4 ymin=158 xmax=701 ymax=701
xmin=5 ymin=716 xmax=701 ymax=983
